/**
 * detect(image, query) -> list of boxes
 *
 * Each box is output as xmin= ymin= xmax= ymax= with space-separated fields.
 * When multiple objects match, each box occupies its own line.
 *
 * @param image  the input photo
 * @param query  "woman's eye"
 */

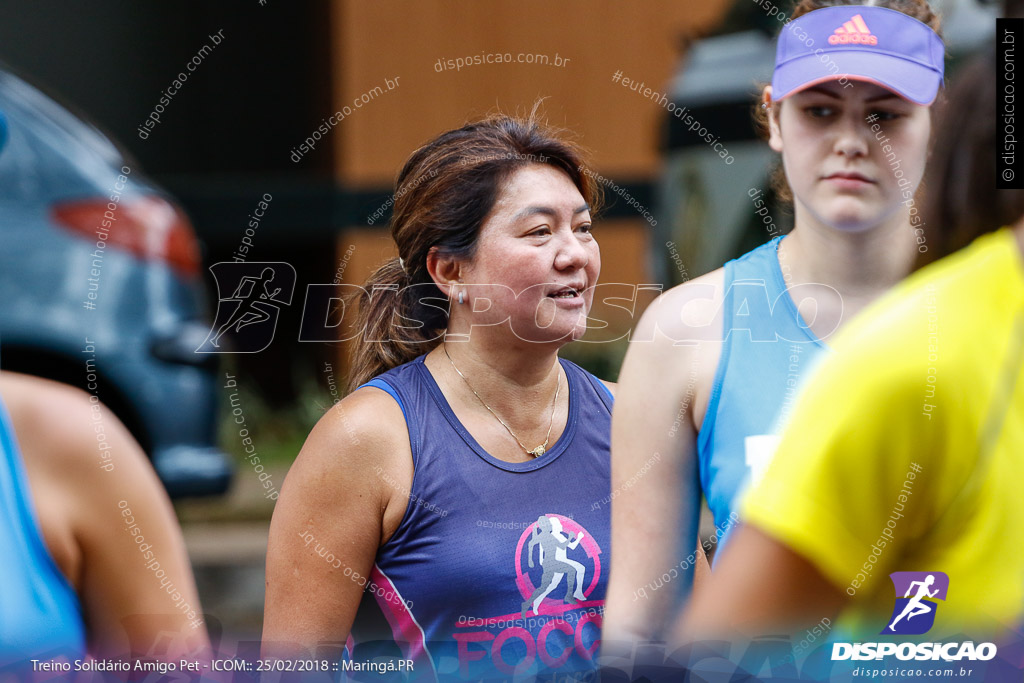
xmin=576 ymin=223 xmax=593 ymax=234
xmin=870 ymin=110 xmax=903 ymax=122
xmin=805 ymin=106 xmax=836 ymax=118
xmin=528 ymin=226 xmax=551 ymax=237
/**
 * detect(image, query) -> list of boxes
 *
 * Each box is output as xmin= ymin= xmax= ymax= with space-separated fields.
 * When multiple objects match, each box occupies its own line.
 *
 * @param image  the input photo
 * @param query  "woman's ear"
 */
xmin=764 ymin=86 xmax=784 ymax=153
xmin=425 ymin=246 xmax=462 ymax=300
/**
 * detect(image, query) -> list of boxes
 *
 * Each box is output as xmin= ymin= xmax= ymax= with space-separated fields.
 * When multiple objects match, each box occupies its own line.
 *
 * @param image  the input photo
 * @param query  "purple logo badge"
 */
xmin=882 ymin=571 xmax=949 ymax=635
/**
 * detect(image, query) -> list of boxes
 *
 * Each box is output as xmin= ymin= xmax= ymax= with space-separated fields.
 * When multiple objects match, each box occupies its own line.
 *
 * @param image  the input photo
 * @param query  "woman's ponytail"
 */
xmin=346 ymin=257 xmax=448 ymax=391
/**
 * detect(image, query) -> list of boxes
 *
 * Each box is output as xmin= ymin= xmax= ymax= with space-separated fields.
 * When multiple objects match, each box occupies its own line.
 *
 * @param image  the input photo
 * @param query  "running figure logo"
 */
xmin=515 ymin=514 xmax=603 ymax=619
xmin=882 ymin=571 xmax=949 ymax=635
xmin=197 ymin=262 xmax=296 ymax=353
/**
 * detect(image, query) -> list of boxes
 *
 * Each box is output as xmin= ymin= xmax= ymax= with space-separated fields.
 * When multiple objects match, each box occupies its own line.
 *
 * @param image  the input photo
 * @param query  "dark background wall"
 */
xmin=0 ymin=1 xmax=341 ymax=248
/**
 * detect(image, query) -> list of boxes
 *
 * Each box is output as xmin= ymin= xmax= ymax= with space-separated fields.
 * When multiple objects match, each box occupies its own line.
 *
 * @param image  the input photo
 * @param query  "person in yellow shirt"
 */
xmin=678 ymin=48 xmax=1024 ymax=680
xmin=691 ymin=226 xmax=1024 ymax=634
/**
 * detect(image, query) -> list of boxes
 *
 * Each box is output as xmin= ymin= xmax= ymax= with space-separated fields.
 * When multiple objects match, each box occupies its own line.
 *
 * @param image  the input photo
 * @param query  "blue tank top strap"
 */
xmin=573 ymin=364 xmax=614 ymax=411
xmin=696 ymin=267 xmax=738 ymax=462
xmin=0 ymin=395 xmax=86 ymax=670
xmin=359 ymin=378 xmax=408 ymax=418
xmin=696 ymin=236 xmax=829 ymax=539
xmin=356 ymin=363 xmax=426 ymax=473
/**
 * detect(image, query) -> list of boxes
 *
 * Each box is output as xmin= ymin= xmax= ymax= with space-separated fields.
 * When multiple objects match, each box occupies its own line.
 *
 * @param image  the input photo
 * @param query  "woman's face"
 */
xmin=458 ymin=164 xmax=600 ymax=344
xmin=768 ymin=80 xmax=931 ymax=232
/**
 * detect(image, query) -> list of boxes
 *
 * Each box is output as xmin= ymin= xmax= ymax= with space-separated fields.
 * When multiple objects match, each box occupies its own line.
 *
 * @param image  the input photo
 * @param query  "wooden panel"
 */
xmin=333 ymin=228 xmax=397 ymax=381
xmin=581 ymin=218 xmax=655 ymax=343
xmin=592 ymin=218 xmax=649 ymax=289
xmin=336 ymin=227 xmax=398 ymax=285
xmin=330 ymin=0 xmax=732 ymax=187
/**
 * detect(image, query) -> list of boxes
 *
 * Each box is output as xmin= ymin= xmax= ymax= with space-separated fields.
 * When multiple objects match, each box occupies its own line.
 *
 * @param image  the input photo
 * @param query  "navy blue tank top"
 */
xmin=0 ymin=396 xmax=86 ymax=674
xmin=350 ymin=354 xmax=613 ymax=681
xmin=697 ymin=237 xmax=828 ymax=542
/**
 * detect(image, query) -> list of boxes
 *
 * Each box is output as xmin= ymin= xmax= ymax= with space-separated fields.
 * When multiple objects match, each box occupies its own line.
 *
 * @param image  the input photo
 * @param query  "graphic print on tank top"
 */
xmin=518 ymin=514 xmax=601 ymax=619
xmin=349 ymin=354 xmax=613 ymax=681
xmin=444 ymin=513 xmax=605 ymax=679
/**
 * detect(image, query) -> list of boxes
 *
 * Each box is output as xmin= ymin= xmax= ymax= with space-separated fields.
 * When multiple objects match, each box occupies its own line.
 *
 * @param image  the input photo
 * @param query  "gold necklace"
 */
xmin=442 ymin=343 xmax=561 ymax=457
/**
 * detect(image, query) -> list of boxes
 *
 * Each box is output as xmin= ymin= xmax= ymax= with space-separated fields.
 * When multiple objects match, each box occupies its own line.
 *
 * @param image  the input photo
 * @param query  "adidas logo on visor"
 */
xmin=829 ymin=14 xmax=877 ymax=46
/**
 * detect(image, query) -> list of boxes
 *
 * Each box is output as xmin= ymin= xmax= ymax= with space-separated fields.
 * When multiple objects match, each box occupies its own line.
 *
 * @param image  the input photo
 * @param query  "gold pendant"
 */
xmin=529 ymin=446 xmax=546 ymax=457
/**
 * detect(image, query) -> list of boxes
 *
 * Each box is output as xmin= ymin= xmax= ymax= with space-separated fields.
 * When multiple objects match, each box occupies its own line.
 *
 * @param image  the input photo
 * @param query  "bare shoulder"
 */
xmin=0 ymin=372 xmax=176 ymax=593
xmin=289 ymin=385 xmax=410 ymax=478
xmin=264 ymin=385 xmax=413 ymax=647
xmin=0 ymin=371 xmax=82 ymax=428
xmin=0 ymin=372 xmax=109 ymax=469
xmin=622 ymin=267 xmax=725 ymax=370
xmin=619 ymin=268 xmax=726 ymax=427
xmin=0 ymin=371 xmax=172 ymax=493
xmin=277 ymin=384 xmax=413 ymax=538
xmin=639 ymin=267 xmax=725 ymax=346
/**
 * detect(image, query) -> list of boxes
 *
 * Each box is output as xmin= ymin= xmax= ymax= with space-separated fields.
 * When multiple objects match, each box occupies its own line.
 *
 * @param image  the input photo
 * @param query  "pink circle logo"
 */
xmin=514 ymin=514 xmax=603 ymax=616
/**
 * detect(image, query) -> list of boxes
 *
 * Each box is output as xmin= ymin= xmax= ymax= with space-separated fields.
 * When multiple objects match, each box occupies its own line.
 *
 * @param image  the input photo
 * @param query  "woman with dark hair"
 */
xmin=263 ymin=111 xmax=614 ymax=680
xmin=605 ymin=0 xmax=944 ymax=645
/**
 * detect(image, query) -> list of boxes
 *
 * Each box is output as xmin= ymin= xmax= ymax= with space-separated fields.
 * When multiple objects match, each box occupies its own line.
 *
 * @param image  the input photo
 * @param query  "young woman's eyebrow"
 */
xmin=865 ymin=92 xmax=903 ymax=103
xmin=802 ymin=85 xmax=903 ymax=105
xmin=801 ymin=86 xmax=843 ymax=99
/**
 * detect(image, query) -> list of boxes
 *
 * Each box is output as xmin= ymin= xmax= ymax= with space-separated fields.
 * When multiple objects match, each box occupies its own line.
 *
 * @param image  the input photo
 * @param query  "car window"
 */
xmin=0 ymin=70 xmax=129 ymax=201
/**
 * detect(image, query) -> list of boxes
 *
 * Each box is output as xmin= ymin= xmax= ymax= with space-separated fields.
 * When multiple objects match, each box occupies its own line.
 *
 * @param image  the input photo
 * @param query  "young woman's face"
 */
xmin=768 ymin=80 xmax=931 ymax=232
xmin=459 ymin=164 xmax=600 ymax=344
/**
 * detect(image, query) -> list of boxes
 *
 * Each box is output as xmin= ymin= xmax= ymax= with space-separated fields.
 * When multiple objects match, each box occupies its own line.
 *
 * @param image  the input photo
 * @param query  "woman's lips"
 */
xmin=551 ymin=296 xmax=585 ymax=308
xmin=544 ymin=287 xmax=586 ymax=308
xmin=824 ymin=172 xmax=875 ymax=190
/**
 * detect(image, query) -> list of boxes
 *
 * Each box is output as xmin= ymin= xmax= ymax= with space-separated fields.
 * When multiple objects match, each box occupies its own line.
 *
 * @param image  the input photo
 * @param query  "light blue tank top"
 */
xmin=0 ymin=396 xmax=86 ymax=673
xmin=697 ymin=237 xmax=828 ymax=540
xmin=349 ymin=354 xmax=613 ymax=681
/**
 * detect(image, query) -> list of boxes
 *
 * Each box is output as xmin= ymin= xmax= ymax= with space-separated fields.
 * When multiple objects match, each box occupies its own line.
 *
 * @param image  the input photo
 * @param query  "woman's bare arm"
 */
xmin=677 ymin=524 xmax=845 ymax=643
xmin=602 ymin=274 xmax=723 ymax=646
xmin=262 ymin=388 xmax=410 ymax=657
xmin=4 ymin=372 xmax=209 ymax=660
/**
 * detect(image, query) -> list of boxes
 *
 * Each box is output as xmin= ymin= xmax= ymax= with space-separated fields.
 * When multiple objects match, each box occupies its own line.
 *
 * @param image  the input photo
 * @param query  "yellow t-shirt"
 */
xmin=742 ymin=228 xmax=1024 ymax=639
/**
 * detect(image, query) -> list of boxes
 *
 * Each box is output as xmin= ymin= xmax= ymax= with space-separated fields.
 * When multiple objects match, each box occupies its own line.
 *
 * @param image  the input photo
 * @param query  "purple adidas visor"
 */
xmin=772 ymin=5 xmax=945 ymax=105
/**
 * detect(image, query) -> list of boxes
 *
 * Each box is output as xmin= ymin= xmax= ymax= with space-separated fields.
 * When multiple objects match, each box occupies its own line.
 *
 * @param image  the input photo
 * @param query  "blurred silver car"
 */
xmin=0 ymin=65 xmax=230 ymax=497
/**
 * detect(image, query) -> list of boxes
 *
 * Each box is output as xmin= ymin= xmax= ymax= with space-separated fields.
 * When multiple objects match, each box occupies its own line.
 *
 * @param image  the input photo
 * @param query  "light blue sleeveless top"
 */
xmin=697 ymin=237 xmax=829 ymax=542
xmin=0 ymin=395 xmax=86 ymax=673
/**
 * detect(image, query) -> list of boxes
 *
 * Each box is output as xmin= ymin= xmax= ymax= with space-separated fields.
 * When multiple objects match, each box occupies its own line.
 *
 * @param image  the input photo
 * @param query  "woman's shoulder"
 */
xmin=0 ymin=372 xmax=173 ymax=589
xmin=279 ymin=383 xmax=414 ymax=541
xmin=0 ymin=372 xmax=109 ymax=469
xmin=309 ymin=384 xmax=411 ymax=456
xmin=555 ymin=357 xmax=617 ymax=400
xmin=616 ymin=268 xmax=726 ymax=428
xmin=287 ymin=381 xmax=414 ymax=490
xmin=635 ymin=266 xmax=726 ymax=348
xmin=1 ymin=371 xmax=77 ymax=423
